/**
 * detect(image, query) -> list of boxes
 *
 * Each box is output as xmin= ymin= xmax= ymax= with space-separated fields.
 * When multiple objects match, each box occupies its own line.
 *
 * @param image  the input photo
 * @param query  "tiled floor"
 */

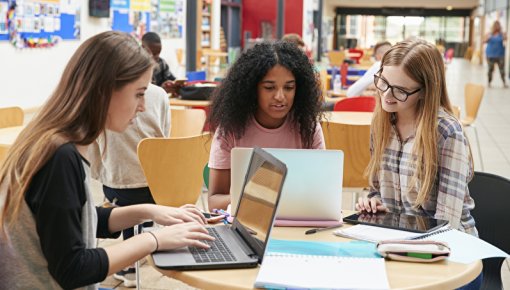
xmin=88 ymin=58 xmax=510 ymax=289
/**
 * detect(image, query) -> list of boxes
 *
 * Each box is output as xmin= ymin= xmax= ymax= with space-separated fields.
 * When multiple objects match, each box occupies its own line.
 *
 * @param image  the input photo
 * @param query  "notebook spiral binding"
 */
xmin=411 ymin=227 xmax=452 ymax=240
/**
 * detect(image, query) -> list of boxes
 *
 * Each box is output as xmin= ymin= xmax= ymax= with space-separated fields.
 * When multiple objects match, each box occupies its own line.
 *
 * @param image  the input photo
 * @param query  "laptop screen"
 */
xmin=232 ymin=148 xmax=287 ymax=261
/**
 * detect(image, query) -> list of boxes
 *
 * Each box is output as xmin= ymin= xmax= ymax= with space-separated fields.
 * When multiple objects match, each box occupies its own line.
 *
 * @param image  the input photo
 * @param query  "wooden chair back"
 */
xmin=463 ymin=83 xmax=484 ymax=124
xmin=321 ymin=121 xmax=371 ymax=188
xmin=0 ymin=107 xmax=24 ymax=129
xmin=170 ymin=108 xmax=207 ymax=137
xmin=137 ymin=134 xmax=211 ymax=207
xmin=452 ymin=105 xmax=461 ymax=119
xmin=328 ymin=50 xmax=345 ymax=67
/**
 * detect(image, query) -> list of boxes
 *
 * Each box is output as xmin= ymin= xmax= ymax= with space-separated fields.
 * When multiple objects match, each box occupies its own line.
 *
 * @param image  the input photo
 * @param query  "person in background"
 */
xmin=207 ymin=41 xmax=325 ymax=211
xmin=141 ymin=32 xmax=184 ymax=94
xmin=0 ymin=31 xmax=213 ymax=290
xmin=484 ymin=20 xmax=507 ymax=88
xmin=346 ymin=41 xmax=392 ymax=97
xmin=282 ymin=33 xmax=313 ymax=60
xmin=87 ymin=83 xmax=169 ymax=287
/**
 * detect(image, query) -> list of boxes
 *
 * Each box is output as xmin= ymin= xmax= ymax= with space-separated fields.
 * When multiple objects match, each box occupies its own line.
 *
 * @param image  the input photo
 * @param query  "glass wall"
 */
xmin=335 ymin=14 xmax=469 ymax=52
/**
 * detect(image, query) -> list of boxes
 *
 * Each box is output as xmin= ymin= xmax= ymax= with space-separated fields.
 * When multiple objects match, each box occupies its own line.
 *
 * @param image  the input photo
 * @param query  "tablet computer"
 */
xmin=343 ymin=212 xmax=448 ymax=233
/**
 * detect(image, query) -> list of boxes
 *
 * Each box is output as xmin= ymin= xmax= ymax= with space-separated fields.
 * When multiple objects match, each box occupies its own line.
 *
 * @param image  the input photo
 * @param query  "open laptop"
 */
xmin=152 ymin=148 xmax=287 ymax=270
xmin=231 ymin=148 xmax=344 ymax=222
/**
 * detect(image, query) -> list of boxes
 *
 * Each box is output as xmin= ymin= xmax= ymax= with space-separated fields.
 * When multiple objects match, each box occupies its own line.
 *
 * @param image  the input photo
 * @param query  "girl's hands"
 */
xmin=355 ymin=197 xmax=388 ymax=214
xmin=150 ymin=204 xmax=207 ymax=226
xmin=154 ymin=222 xmax=214 ymax=250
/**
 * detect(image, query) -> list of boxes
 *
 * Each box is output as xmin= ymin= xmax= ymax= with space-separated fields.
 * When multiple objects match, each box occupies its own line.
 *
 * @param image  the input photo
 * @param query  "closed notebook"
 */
xmin=254 ymin=253 xmax=389 ymax=290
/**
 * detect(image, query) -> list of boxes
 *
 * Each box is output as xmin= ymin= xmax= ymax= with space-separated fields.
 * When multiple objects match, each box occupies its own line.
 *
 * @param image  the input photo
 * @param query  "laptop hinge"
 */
xmin=230 ymin=226 xmax=258 ymax=258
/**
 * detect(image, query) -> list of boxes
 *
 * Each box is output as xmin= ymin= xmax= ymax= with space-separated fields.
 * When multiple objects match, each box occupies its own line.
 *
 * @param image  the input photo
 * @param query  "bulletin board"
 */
xmin=111 ymin=0 xmax=183 ymax=39
xmin=0 ymin=0 xmax=80 ymax=46
xmin=111 ymin=0 xmax=150 ymax=37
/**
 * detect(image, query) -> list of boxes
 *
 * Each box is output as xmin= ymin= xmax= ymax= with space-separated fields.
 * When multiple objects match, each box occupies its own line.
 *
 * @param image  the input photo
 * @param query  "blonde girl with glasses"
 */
xmin=355 ymin=39 xmax=478 ymax=238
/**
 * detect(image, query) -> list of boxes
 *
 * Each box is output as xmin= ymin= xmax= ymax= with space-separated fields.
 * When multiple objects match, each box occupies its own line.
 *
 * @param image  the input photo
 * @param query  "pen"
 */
xmin=305 ymin=224 xmax=343 ymax=235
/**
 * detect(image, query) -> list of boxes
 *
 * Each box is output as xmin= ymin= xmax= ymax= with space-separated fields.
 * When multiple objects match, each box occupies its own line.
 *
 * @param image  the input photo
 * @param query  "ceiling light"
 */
xmin=446 ymin=6 xmax=453 ymax=10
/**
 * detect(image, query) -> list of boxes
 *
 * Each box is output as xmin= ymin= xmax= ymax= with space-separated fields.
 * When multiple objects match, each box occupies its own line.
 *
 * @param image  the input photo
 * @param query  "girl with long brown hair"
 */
xmin=0 ymin=31 xmax=213 ymax=289
xmin=355 ymin=39 xmax=477 ymax=237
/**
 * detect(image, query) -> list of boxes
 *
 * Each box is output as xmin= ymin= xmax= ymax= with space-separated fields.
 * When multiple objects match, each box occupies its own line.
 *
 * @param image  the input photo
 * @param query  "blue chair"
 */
xmin=186 ymin=70 xmax=207 ymax=81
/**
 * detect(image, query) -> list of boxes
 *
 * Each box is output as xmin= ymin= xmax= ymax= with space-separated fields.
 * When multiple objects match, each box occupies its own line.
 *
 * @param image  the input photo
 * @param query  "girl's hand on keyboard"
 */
xmin=155 ymin=222 xmax=215 ymax=250
xmin=150 ymin=204 xmax=207 ymax=225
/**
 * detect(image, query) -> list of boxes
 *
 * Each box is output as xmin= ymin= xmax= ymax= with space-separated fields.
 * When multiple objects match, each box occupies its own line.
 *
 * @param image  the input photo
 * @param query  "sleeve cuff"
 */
xmin=96 ymin=207 xmax=122 ymax=239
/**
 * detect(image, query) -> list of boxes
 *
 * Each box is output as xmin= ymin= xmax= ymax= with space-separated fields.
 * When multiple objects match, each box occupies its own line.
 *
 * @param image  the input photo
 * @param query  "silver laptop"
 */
xmin=152 ymin=148 xmax=287 ymax=270
xmin=231 ymin=148 xmax=343 ymax=221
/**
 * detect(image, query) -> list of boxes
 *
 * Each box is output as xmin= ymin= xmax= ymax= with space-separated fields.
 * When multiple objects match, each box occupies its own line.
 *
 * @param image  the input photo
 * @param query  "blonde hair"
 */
xmin=0 ymin=31 xmax=153 ymax=231
xmin=366 ymin=39 xmax=468 ymax=207
xmin=491 ymin=20 xmax=502 ymax=34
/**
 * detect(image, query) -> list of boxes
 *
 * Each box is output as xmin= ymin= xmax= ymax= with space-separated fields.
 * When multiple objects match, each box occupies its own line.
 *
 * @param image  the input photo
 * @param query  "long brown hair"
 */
xmin=0 ymin=31 xmax=153 ymax=230
xmin=366 ymin=39 xmax=465 ymax=207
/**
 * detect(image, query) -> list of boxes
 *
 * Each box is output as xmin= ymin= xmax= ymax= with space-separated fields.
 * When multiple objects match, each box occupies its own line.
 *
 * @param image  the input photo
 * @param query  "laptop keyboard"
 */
xmin=189 ymin=228 xmax=237 ymax=263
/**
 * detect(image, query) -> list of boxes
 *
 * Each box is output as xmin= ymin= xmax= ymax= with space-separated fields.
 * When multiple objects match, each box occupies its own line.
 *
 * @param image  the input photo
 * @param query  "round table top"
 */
xmin=150 ymin=223 xmax=482 ymax=290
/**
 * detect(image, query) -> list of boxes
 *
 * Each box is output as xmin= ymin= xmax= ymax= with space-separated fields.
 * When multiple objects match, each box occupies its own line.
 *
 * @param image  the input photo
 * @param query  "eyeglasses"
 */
xmin=373 ymin=74 xmax=421 ymax=102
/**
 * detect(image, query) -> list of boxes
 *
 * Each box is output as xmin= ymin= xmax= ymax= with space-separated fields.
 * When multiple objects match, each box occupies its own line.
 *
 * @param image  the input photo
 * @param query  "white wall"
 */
xmin=0 ymin=0 xmax=184 ymax=110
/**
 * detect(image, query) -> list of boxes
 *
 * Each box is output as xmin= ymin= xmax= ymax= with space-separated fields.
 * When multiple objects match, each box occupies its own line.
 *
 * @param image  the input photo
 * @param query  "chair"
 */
xmin=452 ymin=105 xmax=461 ymax=119
xmin=333 ymin=96 xmax=376 ymax=112
xmin=0 ymin=106 xmax=24 ymax=129
xmin=348 ymin=48 xmax=364 ymax=64
xmin=445 ymin=48 xmax=454 ymax=63
xmin=328 ymin=50 xmax=346 ymax=67
xmin=468 ymin=171 xmax=510 ymax=289
xmin=461 ymin=83 xmax=484 ymax=171
xmin=137 ymin=133 xmax=211 ymax=207
xmin=170 ymin=108 xmax=207 ymax=137
xmin=321 ymin=121 xmax=371 ymax=209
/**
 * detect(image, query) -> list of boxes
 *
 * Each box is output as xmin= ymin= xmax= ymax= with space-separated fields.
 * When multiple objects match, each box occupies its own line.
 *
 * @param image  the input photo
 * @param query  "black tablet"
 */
xmin=343 ymin=212 xmax=449 ymax=233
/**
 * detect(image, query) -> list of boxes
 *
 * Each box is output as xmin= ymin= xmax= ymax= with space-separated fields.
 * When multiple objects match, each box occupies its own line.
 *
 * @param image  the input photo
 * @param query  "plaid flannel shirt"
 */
xmin=368 ymin=108 xmax=478 ymax=236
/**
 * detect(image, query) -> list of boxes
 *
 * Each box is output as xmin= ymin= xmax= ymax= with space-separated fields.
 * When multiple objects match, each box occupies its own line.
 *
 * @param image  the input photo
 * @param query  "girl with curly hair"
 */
xmin=207 ymin=41 xmax=325 ymax=211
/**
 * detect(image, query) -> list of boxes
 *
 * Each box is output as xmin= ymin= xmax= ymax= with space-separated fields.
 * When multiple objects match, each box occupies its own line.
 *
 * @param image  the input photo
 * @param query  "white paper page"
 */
xmin=255 ymin=254 xmax=389 ymax=290
xmin=421 ymin=229 xmax=509 ymax=264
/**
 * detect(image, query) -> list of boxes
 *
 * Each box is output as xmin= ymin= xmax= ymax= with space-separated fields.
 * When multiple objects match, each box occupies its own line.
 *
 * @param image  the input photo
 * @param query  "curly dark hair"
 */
xmin=208 ymin=41 xmax=322 ymax=148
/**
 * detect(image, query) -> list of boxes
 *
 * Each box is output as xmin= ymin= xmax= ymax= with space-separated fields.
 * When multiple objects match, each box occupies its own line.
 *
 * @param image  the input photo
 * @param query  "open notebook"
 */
xmin=254 ymin=253 xmax=389 ymax=290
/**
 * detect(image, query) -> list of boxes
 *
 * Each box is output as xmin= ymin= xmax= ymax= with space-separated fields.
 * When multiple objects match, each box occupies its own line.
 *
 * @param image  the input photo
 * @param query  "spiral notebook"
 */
xmin=335 ymin=225 xmax=509 ymax=264
xmin=334 ymin=224 xmax=451 ymax=243
xmin=254 ymin=253 xmax=389 ymax=289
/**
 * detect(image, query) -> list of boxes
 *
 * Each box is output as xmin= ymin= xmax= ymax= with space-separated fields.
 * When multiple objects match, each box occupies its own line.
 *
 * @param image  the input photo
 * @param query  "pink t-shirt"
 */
xmin=209 ymin=116 xmax=325 ymax=169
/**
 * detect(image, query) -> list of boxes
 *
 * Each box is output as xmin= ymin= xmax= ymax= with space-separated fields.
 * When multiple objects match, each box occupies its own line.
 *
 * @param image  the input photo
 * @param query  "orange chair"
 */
xmin=333 ymin=96 xmax=376 ymax=112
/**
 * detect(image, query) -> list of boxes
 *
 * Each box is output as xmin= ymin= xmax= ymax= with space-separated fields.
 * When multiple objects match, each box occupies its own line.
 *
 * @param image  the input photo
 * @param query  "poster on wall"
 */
xmin=111 ymin=0 xmax=183 ymax=39
xmin=0 ymin=0 xmax=80 ymax=47
xmin=111 ymin=0 xmax=150 ymax=37
xmin=151 ymin=0 xmax=183 ymax=38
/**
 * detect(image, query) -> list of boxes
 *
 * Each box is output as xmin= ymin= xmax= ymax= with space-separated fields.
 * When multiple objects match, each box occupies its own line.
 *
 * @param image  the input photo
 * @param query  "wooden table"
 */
xmin=150 ymin=220 xmax=482 ymax=290
xmin=0 ymin=125 xmax=24 ymax=147
xmin=169 ymin=98 xmax=211 ymax=108
xmin=322 ymin=111 xmax=373 ymax=125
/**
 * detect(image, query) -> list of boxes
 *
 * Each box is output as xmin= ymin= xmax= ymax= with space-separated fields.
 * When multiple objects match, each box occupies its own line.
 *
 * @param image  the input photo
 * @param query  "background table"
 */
xmin=169 ymin=98 xmax=211 ymax=108
xmin=150 ymin=220 xmax=482 ymax=290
